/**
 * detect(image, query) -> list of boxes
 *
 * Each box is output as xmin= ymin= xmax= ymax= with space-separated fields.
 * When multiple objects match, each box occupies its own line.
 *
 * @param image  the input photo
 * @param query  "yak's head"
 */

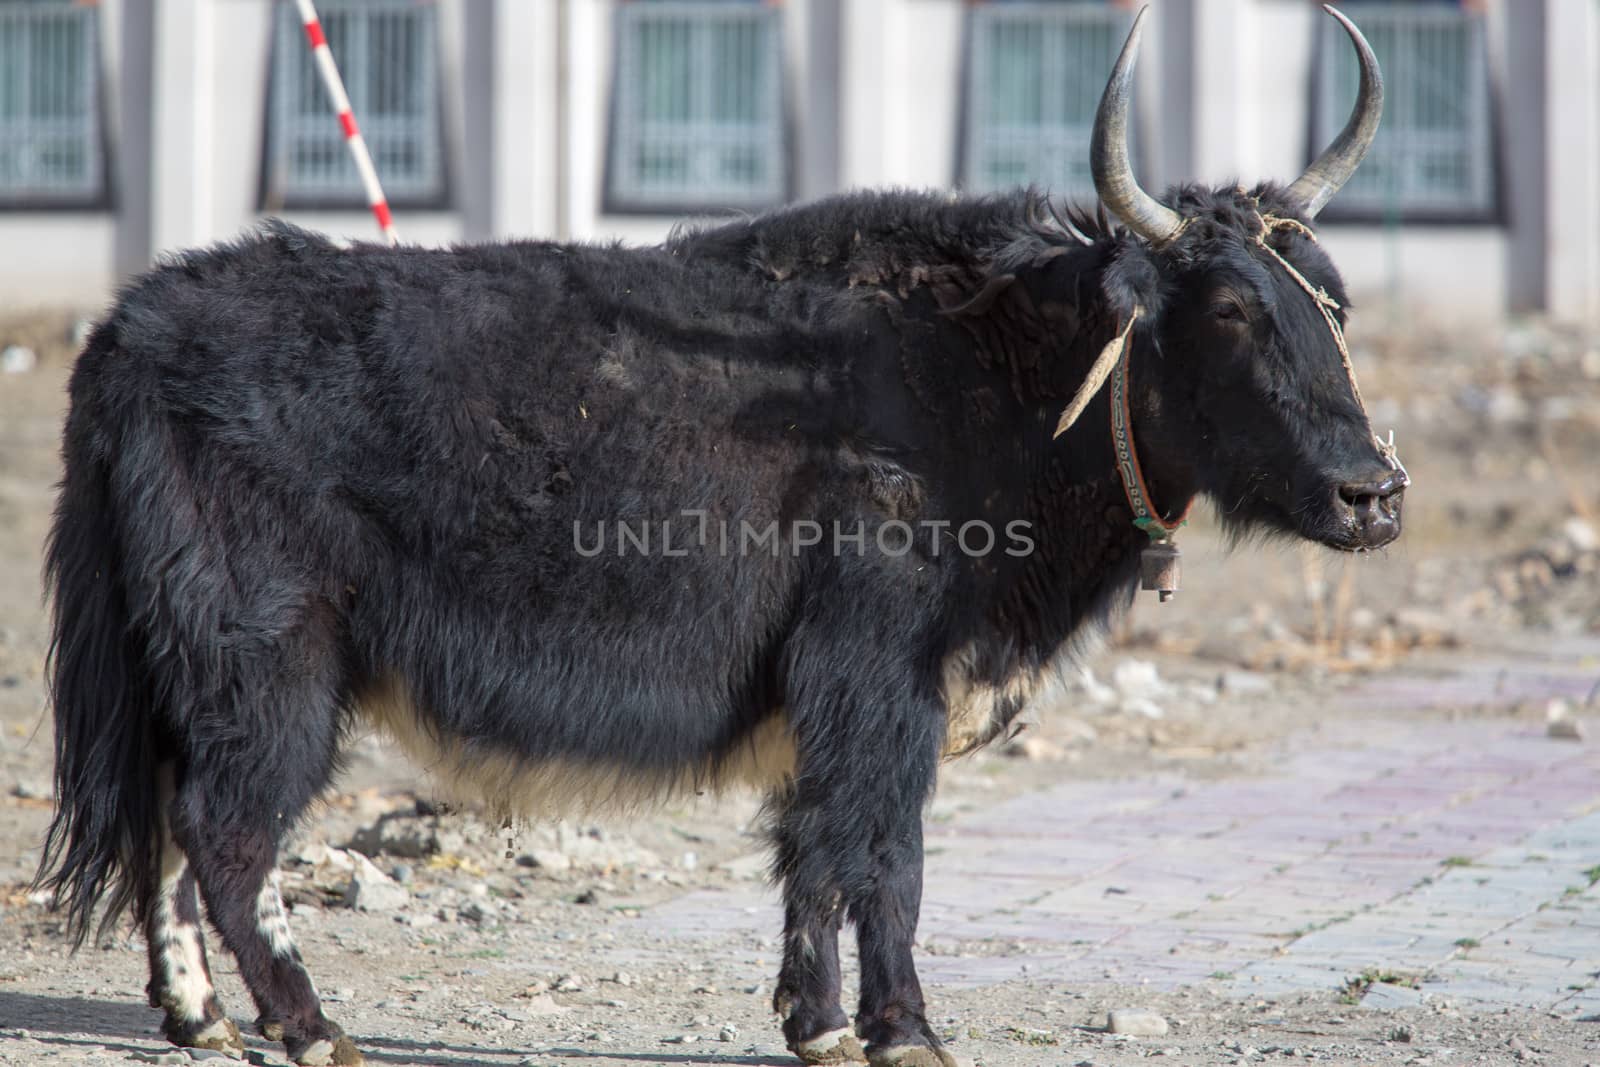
xmin=1083 ymin=5 xmax=1405 ymax=552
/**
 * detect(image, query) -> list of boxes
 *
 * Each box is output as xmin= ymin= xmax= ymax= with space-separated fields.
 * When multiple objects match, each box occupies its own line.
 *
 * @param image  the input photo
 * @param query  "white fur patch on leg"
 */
xmin=152 ymin=843 xmax=216 ymax=1026
xmin=255 ymin=871 xmax=297 ymax=958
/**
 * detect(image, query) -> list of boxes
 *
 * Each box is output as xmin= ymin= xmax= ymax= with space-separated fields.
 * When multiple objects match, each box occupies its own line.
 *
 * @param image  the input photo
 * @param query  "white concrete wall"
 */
xmin=1 ymin=0 xmax=1595 ymax=324
xmin=0 ymin=216 xmax=118 ymax=310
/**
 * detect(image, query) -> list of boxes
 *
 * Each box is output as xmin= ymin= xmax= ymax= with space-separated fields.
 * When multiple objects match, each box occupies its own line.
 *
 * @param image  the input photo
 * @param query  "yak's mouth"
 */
xmin=1301 ymin=467 xmax=1406 ymax=551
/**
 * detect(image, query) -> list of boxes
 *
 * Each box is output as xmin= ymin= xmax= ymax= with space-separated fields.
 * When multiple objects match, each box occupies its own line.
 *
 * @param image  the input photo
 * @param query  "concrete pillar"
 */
xmin=838 ymin=0 xmax=889 ymax=188
xmin=149 ymin=0 xmax=214 ymax=255
xmin=491 ymin=0 xmax=559 ymax=238
xmin=1189 ymin=0 xmax=1260 ymax=184
xmin=1544 ymin=0 xmax=1600 ymax=325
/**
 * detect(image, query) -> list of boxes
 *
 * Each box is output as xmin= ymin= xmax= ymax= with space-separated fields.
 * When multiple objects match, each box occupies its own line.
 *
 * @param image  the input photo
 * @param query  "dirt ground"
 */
xmin=2 ymin=309 xmax=1599 ymax=1067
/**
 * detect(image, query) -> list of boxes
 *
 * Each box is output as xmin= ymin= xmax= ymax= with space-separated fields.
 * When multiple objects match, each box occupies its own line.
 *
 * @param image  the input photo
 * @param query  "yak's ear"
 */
xmin=1100 ymin=242 xmax=1163 ymax=322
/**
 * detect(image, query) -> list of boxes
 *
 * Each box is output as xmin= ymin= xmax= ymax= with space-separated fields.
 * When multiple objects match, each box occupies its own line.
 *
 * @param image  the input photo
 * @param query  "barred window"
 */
xmin=961 ymin=1 xmax=1134 ymax=198
xmin=265 ymin=0 xmax=443 ymax=208
xmin=0 ymin=0 xmax=103 ymax=205
xmin=607 ymin=0 xmax=788 ymax=212
xmin=1312 ymin=2 xmax=1494 ymax=220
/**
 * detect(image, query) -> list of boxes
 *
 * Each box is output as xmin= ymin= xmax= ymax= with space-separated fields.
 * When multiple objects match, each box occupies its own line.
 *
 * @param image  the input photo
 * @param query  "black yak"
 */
xmin=38 ymin=7 xmax=1402 ymax=1066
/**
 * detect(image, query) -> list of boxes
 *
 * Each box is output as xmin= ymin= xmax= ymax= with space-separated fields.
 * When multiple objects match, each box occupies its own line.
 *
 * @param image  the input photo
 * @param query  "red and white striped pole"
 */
xmin=292 ymin=0 xmax=399 ymax=245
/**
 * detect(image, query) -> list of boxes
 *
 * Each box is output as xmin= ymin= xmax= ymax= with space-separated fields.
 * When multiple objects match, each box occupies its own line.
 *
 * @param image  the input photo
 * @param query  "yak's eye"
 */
xmin=1211 ymin=300 xmax=1247 ymax=324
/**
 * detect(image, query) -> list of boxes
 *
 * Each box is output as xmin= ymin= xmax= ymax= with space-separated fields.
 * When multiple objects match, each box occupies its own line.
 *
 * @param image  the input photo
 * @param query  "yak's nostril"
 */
xmin=1339 ymin=469 xmax=1406 ymax=506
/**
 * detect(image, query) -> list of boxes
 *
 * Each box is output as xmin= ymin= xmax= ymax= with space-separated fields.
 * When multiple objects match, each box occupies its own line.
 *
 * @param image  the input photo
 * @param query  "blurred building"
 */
xmin=0 ymin=0 xmax=1596 ymax=325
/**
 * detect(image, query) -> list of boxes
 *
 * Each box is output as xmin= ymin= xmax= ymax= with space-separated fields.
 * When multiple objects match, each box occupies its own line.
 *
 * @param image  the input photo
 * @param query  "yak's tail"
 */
xmin=34 ymin=321 xmax=162 ymax=947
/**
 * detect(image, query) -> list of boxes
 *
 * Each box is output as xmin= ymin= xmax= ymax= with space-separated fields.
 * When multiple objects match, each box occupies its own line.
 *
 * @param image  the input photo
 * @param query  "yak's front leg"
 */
xmin=771 ymin=818 xmax=863 ymax=1064
xmin=850 ymin=820 xmax=953 ymax=1065
xmin=777 ymin=631 xmax=953 ymax=1067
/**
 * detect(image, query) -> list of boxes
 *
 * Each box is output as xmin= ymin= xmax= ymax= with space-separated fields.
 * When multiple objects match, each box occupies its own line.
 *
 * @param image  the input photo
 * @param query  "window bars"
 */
xmin=962 ymin=2 xmax=1134 ymax=198
xmin=267 ymin=0 xmax=442 ymax=207
xmin=1313 ymin=3 xmax=1494 ymax=219
xmin=608 ymin=1 xmax=787 ymax=212
xmin=0 ymin=0 xmax=102 ymax=204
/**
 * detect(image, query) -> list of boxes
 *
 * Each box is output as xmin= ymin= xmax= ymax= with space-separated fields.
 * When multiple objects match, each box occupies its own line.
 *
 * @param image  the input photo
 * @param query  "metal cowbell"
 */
xmin=1139 ymin=539 xmax=1181 ymax=603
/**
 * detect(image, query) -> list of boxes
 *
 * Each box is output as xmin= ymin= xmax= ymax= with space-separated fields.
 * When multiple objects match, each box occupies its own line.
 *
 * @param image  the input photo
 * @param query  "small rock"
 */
xmin=296 ymin=842 xmax=355 ymax=871
xmin=1071 ymin=665 xmax=1118 ymax=705
xmin=608 ymin=971 xmax=635 ymax=987
xmin=718 ymin=1023 xmax=739 ymax=1042
xmin=344 ymin=853 xmax=410 ymax=912
xmin=9 ymin=777 xmax=51 ymax=801
xmin=1 ymin=345 xmax=36 ymax=374
xmin=663 ymin=1033 xmax=700 ymax=1044
xmin=128 ymin=1053 xmax=189 ymax=1065
xmin=554 ymin=974 xmax=585 ymax=993
xmin=518 ymin=849 xmax=573 ymax=873
xmin=1361 ymin=982 xmax=1424 ymax=1010
xmin=390 ymin=863 xmax=413 ymax=884
xmin=1548 ymin=717 xmax=1584 ymax=741
xmin=1218 ymin=669 xmax=1273 ymax=696
xmin=347 ymin=812 xmax=442 ymax=859
xmin=1112 ymin=659 xmax=1164 ymax=699
xmin=718 ymin=852 xmax=769 ymax=880
xmin=1004 ymin=735 xmax=1065 ymax=761
xmin=1122 ymin=697 xmax=1165 ymax=720
xmin=1563 ymin=517 xmax=1599 ymax=553
xmin=680 ymin=850 xmax=698 ymax=871
xmin=1546 ymin=699 xmax=1584 ymax=740
xmin=1107 ymin=1009 xmax=1169 ymax=1037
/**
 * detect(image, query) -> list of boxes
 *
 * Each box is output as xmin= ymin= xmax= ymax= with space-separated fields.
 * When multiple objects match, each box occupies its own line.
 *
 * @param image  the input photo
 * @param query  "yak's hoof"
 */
xmin=165 ymin=1015 xmax=245 ymax=1058
xmin=290 ymin=1034 xmax=365 ymax=1066
xmin=866 ymin=1045 xmax=964 ymax=1067
xmin=795 ymin=1026 xmax=868 ymax=1065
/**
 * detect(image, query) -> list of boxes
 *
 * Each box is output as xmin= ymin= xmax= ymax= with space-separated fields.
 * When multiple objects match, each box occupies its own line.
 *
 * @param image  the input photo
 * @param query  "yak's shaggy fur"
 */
xmin=39 ymin=185 xmax=1395 ymax=1065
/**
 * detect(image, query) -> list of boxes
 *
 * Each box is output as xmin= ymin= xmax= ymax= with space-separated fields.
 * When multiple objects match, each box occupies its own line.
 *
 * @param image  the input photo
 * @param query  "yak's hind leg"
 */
xmin=146 ymin=764 xmax=243 ymax=1056
xmin=166 ymin=663 xmax=361 ymax=1066
xmin=172 ymin=770 xmax=361 ymax=1065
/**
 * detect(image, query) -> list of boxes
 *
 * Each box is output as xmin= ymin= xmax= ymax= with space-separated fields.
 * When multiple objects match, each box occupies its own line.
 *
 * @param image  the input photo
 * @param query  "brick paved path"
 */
xmin=633 ymin=642 xmax=1600 ymax=1015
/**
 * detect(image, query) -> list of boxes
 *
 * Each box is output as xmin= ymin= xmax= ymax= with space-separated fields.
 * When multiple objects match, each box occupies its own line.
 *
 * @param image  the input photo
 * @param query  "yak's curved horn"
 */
xmin=1091 ymin=6 xmax=1183 ymax=245
xmin=1288 ymin=5 xmax=1384 ymax=218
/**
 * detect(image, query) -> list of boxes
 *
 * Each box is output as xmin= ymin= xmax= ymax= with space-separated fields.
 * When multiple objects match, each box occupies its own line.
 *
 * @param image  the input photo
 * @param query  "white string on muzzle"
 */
xmin=1254 ymin=213 xmax=1406 ymax=480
